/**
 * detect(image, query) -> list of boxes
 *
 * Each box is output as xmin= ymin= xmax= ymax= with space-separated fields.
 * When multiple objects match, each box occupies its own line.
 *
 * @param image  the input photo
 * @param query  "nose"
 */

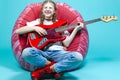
xmin=46 ymin=8 xmax=49 ymax=10
xmin=45 ymin=7 xmax=50 ymax=10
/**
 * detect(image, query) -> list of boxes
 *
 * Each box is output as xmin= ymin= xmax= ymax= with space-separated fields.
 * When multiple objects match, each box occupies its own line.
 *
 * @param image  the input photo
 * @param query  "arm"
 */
xmin=15 ymin=26 xmax=47 ymax=36
xmin=62 ymin=22 xmax=84 ymax=47
xmin=15 ymin=18 xmax=47 ymax=36
xmin=15 ymin=26 xmax=35 ymax=34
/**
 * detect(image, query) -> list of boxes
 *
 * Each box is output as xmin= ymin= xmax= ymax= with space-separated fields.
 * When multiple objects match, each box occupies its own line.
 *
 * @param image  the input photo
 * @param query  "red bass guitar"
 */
xmin=28 ymin=16 xmax=117 ymax=50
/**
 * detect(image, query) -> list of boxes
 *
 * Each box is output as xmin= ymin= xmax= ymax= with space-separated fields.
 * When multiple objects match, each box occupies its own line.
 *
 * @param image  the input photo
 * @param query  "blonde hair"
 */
xmin=40 ymin=0 xmax=57 ymax=24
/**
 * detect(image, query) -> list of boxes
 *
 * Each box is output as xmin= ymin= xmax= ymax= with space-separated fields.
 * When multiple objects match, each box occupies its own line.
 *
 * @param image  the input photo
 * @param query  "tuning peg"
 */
xmin=113 ymin=16 xmax=118 ymax=20
xmin=101 ymin=15 xmax=118 ymax=22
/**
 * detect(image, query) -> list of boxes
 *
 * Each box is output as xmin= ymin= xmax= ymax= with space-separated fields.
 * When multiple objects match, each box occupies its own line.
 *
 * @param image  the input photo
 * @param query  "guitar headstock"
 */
xmin=101 ymin=16 xmax=118 ymax=22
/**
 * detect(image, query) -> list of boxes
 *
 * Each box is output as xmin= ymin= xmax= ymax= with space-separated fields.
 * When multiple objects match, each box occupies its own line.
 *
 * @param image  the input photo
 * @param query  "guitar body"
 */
xmin=28 ymin=20 xmax=67 ymax=49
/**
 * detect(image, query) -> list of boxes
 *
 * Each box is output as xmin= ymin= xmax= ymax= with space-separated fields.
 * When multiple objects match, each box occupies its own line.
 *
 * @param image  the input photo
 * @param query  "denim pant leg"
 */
xmin=22 ymin=47 xmax=47 ymax=68
xmin=47 ymin=50 xmax=83 ymax=73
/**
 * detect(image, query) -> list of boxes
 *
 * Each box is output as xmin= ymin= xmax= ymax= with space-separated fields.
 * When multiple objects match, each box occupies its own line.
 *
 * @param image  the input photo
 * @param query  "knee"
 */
xmin=69 ymin=52 xmax=83 ymax=62
xmin=22 ymin=47 xmax=37 ymax=58
xmin=76 ymin=52 xmax=83 ymax=61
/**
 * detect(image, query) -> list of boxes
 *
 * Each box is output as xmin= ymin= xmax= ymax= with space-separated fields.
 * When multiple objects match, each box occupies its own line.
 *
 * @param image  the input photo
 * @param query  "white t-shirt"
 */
xmin=27 ymin=19 xmax=70 ymax=50
xmin=27 ymin=19 xmax=54 ymax=26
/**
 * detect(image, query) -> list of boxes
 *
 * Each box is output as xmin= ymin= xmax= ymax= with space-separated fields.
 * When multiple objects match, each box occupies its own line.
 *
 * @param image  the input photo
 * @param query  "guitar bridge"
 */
xmin=38 ymin=38 xmax=48 ymax=47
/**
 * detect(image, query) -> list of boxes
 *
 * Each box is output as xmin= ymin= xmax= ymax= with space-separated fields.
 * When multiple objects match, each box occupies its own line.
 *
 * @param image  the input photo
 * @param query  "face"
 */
xmin=42 ymin=2 xmax=55 ymax=19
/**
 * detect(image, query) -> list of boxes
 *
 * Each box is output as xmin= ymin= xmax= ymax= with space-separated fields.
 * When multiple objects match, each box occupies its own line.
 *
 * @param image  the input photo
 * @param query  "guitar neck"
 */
xmin=55 ymin=24 xmax=78 ymax=32
xmin=55 ymin=18 xmax=102 ymax=32
xmin=84 ymin=18 xmax=101 ymax=25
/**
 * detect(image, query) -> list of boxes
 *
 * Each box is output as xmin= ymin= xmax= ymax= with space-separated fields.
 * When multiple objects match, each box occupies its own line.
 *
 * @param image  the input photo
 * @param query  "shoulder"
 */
xmin=26 ymin=18 xmax=40 ymax=26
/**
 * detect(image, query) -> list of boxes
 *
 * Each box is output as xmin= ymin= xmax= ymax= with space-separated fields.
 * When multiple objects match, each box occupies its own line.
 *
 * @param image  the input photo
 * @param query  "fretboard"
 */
xmin=84 ymin=18 xmax=101 ymax=25
xmin=55 ymin=18 xmax=102 ymax=32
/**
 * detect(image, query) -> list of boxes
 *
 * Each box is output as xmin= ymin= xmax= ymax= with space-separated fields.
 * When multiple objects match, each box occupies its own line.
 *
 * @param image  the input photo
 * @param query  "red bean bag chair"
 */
xmin=11 ymin=2 xmax=89 ymax=71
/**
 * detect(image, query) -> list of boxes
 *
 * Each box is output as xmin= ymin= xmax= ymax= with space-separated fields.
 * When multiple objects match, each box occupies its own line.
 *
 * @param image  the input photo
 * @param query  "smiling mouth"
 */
xmin=45 ymin=11 xmax=51 ymax=14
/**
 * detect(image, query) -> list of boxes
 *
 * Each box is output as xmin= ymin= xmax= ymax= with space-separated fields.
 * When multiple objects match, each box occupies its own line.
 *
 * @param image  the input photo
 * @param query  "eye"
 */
xmin=43 ymin=6 xmax=47 ymax=9
xmin=49 ymin=7 xmax=52 ymax=9
xmin=45 ymin=7 xmax=47 ymax=9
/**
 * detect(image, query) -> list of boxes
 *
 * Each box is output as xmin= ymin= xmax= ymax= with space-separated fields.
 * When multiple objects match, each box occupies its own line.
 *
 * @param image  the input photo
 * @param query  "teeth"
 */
xmin=46 ymin=11 xmax=50 ymax=13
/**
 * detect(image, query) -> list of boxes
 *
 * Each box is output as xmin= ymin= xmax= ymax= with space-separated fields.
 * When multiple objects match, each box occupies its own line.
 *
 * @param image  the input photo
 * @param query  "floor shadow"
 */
xmin=57 ymin=74 xmax=79 ymax=80
xmin=8 ymin=71 xmax=79 ymax=80
xmin=35 ymin=73 xmax=79 ymax=80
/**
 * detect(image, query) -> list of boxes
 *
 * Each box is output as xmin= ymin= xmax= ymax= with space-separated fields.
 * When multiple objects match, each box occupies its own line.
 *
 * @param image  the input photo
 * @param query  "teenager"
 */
xmin=15 ymin=0 xmax=84 ymax=79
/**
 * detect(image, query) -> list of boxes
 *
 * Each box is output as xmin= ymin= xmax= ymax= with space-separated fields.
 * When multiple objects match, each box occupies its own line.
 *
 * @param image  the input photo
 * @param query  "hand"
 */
xmin=75 ymin=22 xmax=84 ymax=31
xmin=34 ymin=26 xmax=47 ymax=36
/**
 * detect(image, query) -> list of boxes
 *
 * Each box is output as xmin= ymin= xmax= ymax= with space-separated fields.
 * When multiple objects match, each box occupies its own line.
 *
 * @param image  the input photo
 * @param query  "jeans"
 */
xmin=22 ymin=47 xmax=83 ymax=73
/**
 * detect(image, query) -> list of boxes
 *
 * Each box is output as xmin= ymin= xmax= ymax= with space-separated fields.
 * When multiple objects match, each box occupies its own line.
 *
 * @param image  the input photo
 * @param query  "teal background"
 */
xmin=0 ymin=0 xmax=120 ymax=80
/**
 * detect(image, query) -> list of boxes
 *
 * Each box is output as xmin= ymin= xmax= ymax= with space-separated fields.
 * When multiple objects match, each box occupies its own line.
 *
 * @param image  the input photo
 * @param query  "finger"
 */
xmin=41 ymin=30 xmax=48 ymax=36
xmin=42 ymin=29 xmax=48 ymax=36
xmin=38 ymin=31 xmax=43 ymax=36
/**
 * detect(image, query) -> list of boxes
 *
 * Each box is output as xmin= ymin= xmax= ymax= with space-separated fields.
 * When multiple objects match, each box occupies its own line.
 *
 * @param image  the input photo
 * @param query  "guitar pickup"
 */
xmin=30 ymin=33 xmax=36 ymax=40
